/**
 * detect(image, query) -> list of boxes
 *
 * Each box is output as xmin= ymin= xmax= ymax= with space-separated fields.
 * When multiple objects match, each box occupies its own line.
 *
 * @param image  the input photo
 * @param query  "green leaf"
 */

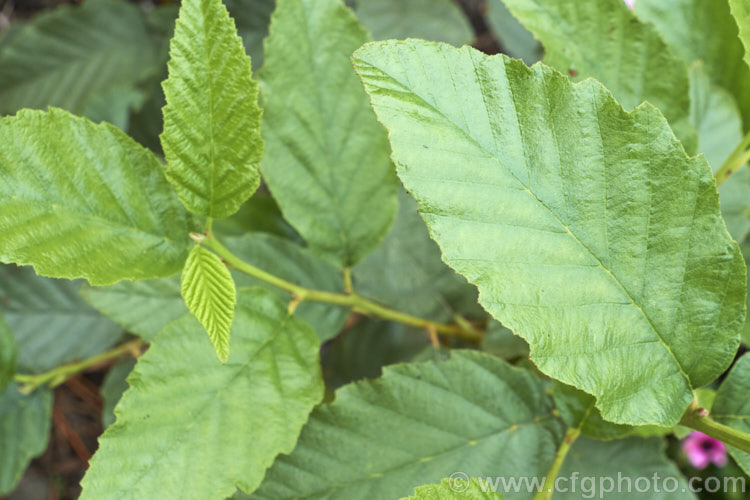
xmin=552 ymin=382 xmax=633 ymax=441
xmin=354 ymin=0 xmax=473 ymax=46
xmin=635 ymin=0 xmax=750 ymax=132
xmin=213 ymin=194 xmax=301 ymax=241
xmin=689 ymin=62 xmax=750 ymax=244
xmin=84 ymin=86 xmax=147 ymax=131
xmin=0 ymin=264 xmax=123 ymax=373
xmin=501 ymin=0 xmax=697 ymax=153
xmin=485 ymin=0 xmax=540 ymax=64
xmin=731 ymin=0 xmax=750 ymax=71
xmin=400 ymin=478 xmax=503 ymax=500
xmin=744 ymin=241 xmax=750 ymax=346
xmin=80 ymin=287 xmax=323 ymax=499
xmin=354 ymin=189 xmax=482 ymax=323
xmin=353 ymin=40 xmax=746 ymax=426
xmin=250 ymin=351 xmax=563 ymax=500
xmin=259 ymin=0 xmax=399 ymax=267
xmin=0 ymin=108 xmax=191 ymax=285
xmin=0 ymin=0 xmax=159 ymax=116
xmin=557 ymin=437 xmax=695 ymax=500
xmin=712 ymin=353 xmax=750 ymax=475
xmin=226 ymin=233 xmax=350 ymax=342
xmin=181 ymin=246 xmax=237 ymax=362
xmin=161 ymin=0 xmax=263 ymax=218
xmin=81 ymin=276 xmax=188 ymax=342
xmin=100 ymin=358 xmax=137 ymax=429
xmin=0 ymin=318 xmax=16 ymax=393
xmin=0 ymin=384 xmax=53 ymax=495
xmin=321 ymin=319 xmax=429 ymax=390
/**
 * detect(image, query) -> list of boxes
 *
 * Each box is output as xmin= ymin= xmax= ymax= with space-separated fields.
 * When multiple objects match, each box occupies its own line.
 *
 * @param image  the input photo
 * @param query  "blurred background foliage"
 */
xmin=0 ymin=1 xmax=746 ymax=499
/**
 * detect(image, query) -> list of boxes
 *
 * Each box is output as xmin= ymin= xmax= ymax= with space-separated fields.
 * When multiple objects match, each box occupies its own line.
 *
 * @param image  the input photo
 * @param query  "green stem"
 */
xmin=715 ymin=129 xmax=750 ymax=186
xmin=534 ymin=426 xmax=581 ymax=500
xmin=680 ymin=402 xmax=750 ymax=454
xmin=14 ymin=339 xmax=143 ymax=394
xmin=343 ymin=267 xmax=354 ymax=294
xmin=202 ymin=235 xmax=481 ymax=342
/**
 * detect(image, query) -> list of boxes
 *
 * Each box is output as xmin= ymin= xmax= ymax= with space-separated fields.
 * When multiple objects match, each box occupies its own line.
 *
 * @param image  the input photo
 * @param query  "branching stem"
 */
xmin=534 ymin=426 xmax=581 ymax=500
xmin=715 ymin=129 xmax=750 ymax=186
xmin=201 ymin=235 xmax=482 ymax=342
xmin=680 ymin=401 xmax=750 ymax=454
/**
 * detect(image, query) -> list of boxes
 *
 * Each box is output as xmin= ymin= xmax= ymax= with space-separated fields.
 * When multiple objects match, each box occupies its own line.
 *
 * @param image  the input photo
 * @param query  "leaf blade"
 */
xmin=712 ymin=353 xmax=750 ymax=475
xmin=353 ymin=40 xmax=746 ymax=426
xmin=0 ymin=108 xmax=191 ymax=285
xmin=80 ymin=288 xmax=324 ymax=499
xmin=259 ymin=0 xmax=399 ymax=267
xmin=161 ymin=0 xmax=263 ymax=218
xmin=181 ymin=246 xmax=236 ymax=362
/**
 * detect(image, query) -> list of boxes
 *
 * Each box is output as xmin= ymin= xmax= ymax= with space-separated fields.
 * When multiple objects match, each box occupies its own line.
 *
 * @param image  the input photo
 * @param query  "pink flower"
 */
xmin=624 ymin=0 xmax=635 ymax=9
xmin=682 ymin=432 xmax=728 ymax=469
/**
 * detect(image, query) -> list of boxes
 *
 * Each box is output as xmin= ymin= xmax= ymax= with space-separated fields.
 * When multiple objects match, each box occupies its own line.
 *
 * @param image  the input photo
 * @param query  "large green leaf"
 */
xmin=689 ymin=62 xmax=750 ymax=244
xmin=250 ymin=351 xmax=562 ymax=500
xmin=0 ymin=384 xmax=53 ymax=495
xmin=226 ymin=233 xmax=350 ymax=341
xmin=354 ymin=189 xmax=481 ymax=323
xmin=259 ymin=0 xmax=398 ymax=267
xmin=0 ymin=265 xmax=123 ymax=373
xmin=501 ymin=0 xmax=697 ymax=153
xmin=744 ymin=241 xmax=750 ymax=346
xmin=80 ymin=287 xmax=323 ymax=499
xmin=100 ymin=358 xmax=137 ymax=429
xmin=353 ymin=40 xmax=746 ymax=426
xmin=0 ymin=108 xmax=191 ymax=285
xmin=181 ymin=245 xmax=237 ymax=362
xmin=712 ymin=353 xmax=750 ymax=475
xmin=354 ymin=0 xmax=473 ymax=46
xmin=557 ymin=437 xmax=695 ymax=499
xmin=81 ymin=276 xmax=188 ymax=342
xmin=0 ymin=318 xmax=16 ymax=393
xmin=401 ymin=478 xmax=503 ymax=500
xmin=0 ymin=0 xmax=159 ymax=116
xmin=161 ymin=0 xmax=263 ymax=218
xmin=635 ymin=0 xmax=750 ymax=132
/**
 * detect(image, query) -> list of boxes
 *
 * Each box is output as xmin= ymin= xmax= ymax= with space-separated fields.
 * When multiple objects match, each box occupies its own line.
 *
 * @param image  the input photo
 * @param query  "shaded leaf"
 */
xmin=259 ymin=0 xmax=398 ymax=267
xmin=353 ymin=40 xmax=746 ymax=426
xmin=80 ymin=288 xmax=323 ymax=499
xmin=0 ymin=265 xmax=122 ymax=373
xmin=81 ymin=276 xmax=188 ymax=342
xmin=161 ymin=0 xmax=263 ymax=217
xmin=226 ymin=233 xmax=349 ymax=341
xmin=225 ymin=0 xmax=275 ymax=70
xmin=100 ymin=358 xmax=137 ymax=429
xmin=321 ymin=319 xmax=430 ymax=390
xmin=635 ymin=0 xmax=750 ymax=132
xmin=557 ymin=437 xmax=695 ymax=499
xmin=354 ymin=0 xmax=473 ymax=46
xmin=0 ymin=108 xmax=191 ymax=285
xmin=552 ymin=382 xmax=633 ymax=441
xmin=712 ymin=353 xmax=750 ymax=475
xmin=250 ymin=351 xmax=562 ymax=500
xmin=501 ymin=0 xmax=697 ymax=153
xmin=181 ymin=246 xmax=237 ymax=362
xmin=354 ymin=189 xmax=482 ymax=323
xmin=480 ymin=321 xmax=529 ymax=361
xmin=0 ymin=318 xmax=16 ymax=393
xmin=0 ymin=0 xmax=159 ymax=116
xmin=0 ymin=384 xmax=53 ymax=495
xmin=213 ymin=193 xmax=301 ymax=241
xmin=485 ymin=0 xmax=540 ymax=64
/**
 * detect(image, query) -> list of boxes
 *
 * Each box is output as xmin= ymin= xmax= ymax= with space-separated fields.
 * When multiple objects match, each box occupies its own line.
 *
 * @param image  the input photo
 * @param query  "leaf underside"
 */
xmin=353 ymin=40 xmax=746 ymax=426
xmin=161 ymin=0 xmax=263 ymax=218
xmin=0 ymin=108 xmax=190 ymax=285
xmin=181 ymin=246 xmax=237 ymax=362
